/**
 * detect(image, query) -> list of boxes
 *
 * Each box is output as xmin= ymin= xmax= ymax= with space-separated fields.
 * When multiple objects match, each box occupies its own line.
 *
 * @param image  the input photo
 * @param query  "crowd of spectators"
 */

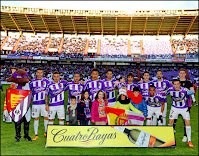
xmin=61 ymin=37 xmax=87 ymax=55
xmin=49 ymin=37 xmax=62 ymax=49
xmin=171 ymin=37 xmax=198 ymax=54
xmin=88 ymin=38 xmax=98 ymax=53
xmin=100 ymin=38 xmax=128 ymax=56
xmin=3 ymin=35 xmax=19 ymax=48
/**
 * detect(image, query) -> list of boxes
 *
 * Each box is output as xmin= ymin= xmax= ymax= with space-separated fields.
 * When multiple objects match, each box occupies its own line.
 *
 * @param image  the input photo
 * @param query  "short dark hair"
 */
xmin=143 ymin=71 xmax=149 ymax=76
xmin=95 ymin=90 xmax=105 ymax=100
xmin=133 ymin=87 xmax=140 ymax=92
xmin=149 ymin=85 xmax=155 ymax=90
xmin=172 ymin=79 xmax=180 ymax=84
xmin=92 ymin=68 xmax=99 ymax=73
xmin=157 ymin=70 xmax=162 ymax=73
xmin=127 ymin=72 xmax=134 ymax=78
xmin=106 ymin=69 xmax=113 ymax=73
xmin=70 ymin=96 xmax=76 ymax=100
xmin=179 ymin=68 xmax=186 ymax=72
xmin=53 ymin=71 xmax=59 ymax=75
xmin=37 ymin=67 xmax=43 ymax=71
xmin=119 ymin=76 xmax=125 ymax=81
xmin=73 ymin=73 xmax=80 ymax=76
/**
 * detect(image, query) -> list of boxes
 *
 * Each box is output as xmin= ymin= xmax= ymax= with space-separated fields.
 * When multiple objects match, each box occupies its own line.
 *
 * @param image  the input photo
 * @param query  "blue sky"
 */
xmin=1 ymin=1 xmax=198 ymax=10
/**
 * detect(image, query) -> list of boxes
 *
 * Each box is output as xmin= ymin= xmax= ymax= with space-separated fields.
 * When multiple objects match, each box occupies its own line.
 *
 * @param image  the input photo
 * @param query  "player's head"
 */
xmin=156 ymin=70 xmax=163 ymax=80
xmin=143 ymin=71 xmax=150 ymax=81
xmin=149 ymin=85 xmax=156 ymax=96
xmin=95 ymin=90 xmax=105 ymax=100
xmin=70 ymin=96 xmax=77 ymax=105
xmin=119 ymin=76 xmax=125 ymax=83
xmin=73 ymin=73 xmax=80 ymax=83
xmin=81 ymin=90 xmax=90 ymax=100
xmin=133 ymin=87 xmax=140 ymax=97
xmin=179 ymin=68 xmax=186 ymax=79
xmin=91 ymin=68 xmax=99 ymax=80
xmin=172 ymin=79 xmax=181 ymax=91
xmin=127 ymin=72 xmax=134 ymax=82
xmin=106 ymin=69 xmax=113 ymax=80
xmin=36 ymin=67 xmax=43 ymax=79
xmin=53 ymin=71 xmax=60 ymax=83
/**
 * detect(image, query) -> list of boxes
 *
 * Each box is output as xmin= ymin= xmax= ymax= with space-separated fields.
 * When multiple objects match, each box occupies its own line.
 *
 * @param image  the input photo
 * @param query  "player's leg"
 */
xmin=146 ymin=106 xmax=153 ymax=126
xmin=152 ymin=113 xmax=157 ymax=126
xmin=162 ymin=101 xmax=167 ymax=126
xmin=48 ymin=106 xmax=56 ymax=125
xmin=57 ymin=105 xmax=65 ymax=125
xmin=32 ymin=105 xmax=40 ymax=140
xmin=40 ymin=104 xmax=48 ymax=137
xmin=182 ymin=108 xmax=193 ymax=147
xmin=168 ymin=107 xmax=178 ymax=132
xmin=156 ymin=108 xmax=163 ymax=126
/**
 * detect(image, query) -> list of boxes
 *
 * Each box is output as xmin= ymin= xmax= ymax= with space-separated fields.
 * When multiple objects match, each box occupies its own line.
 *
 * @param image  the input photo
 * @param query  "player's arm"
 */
xmin=160 ymin=102 xmax=165 ymax=114
xmin=187 ymin=90 xmax=197 ymax=104
xmin=66 ymin=107 xmax=69 ymax=125
xmin=45 ymin=85 xmax=50 ymax=111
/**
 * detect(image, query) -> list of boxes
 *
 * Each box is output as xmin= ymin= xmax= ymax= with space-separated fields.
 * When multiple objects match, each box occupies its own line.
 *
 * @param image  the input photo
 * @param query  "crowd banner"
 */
xmin=46 ymin=125 xmax=176 ymax=148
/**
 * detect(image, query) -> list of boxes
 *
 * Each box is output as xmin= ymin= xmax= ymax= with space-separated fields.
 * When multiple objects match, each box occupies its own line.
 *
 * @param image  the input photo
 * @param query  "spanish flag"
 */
xmin=105 ymin=107 xmax=144 ymax=126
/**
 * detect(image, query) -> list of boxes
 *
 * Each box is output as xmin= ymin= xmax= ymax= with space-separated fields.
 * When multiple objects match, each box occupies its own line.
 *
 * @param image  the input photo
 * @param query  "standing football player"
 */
xmin=83 ymin=68 xmax=107 ymax=102
xmin=126 ymin=72 xmax=137 ymax=91
xmin=152 ymin=70 xmax=172 ymax=125
xmin=65 ymin=73 xmax=84 ymax=106
xmin=167 ymin=79 xmax=197 ymax=147
xmin=45 ymin=71 xmax=68 ymax=125
xmin=30 ymin=67 xmax=49 ymax=140
xmin=143 ymin=85 xmax=164 ymax=126
xmin=174 ymin=68 xmax=195 ymax=142
xmin=103 ymin=69 xmax=116 ymax=107
xmin=137 ymin=71 xmax=153 ymax=95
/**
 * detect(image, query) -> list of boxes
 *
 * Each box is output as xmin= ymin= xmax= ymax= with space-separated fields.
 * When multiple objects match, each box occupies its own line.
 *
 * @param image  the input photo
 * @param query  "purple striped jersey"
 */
xmin=166 ymin=87 xmax=190 ymax=108
xmin=142 ymin=92 xmax=164 ymax=107
xmin=152 ymin=79 xmax=172 ymax=97
xmin=137 ymin=81 xmax=153 ymax=94
xmin=46 ymin=80 xmax=68 ymax=106
xmin=83 ymin=79 xmax=106 ymax=102
xmin=30 ymin=78 xmax=49 ymax=105
xmin=103 ymin=78 xmax=116 ymax=103
xmin=65 ymin=81 xmax=84 ymax=105
xmin=125 ymin=82 xmax=137 ymax=91
xmin=117 ymin=82 xmax=126 ymax=90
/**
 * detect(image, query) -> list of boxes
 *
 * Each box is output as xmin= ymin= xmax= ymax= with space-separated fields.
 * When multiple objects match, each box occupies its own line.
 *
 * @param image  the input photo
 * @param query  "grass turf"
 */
xmin=1 ymin=84 xmax=198 ymax=155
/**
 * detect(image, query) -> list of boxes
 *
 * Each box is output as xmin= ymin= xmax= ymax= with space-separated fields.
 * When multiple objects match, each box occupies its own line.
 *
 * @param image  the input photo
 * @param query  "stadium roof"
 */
xmin=1 ymin=6 xmax=198 ymax=36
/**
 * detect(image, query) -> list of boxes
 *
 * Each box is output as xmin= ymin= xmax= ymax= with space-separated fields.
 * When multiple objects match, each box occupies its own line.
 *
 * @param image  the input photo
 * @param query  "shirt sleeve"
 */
xmin=141 ymin=99 xmax=148 ymax=117
xmin=29 ymin=81 xmax=33 ymax=90
xmin=102 ymin=81 xmax=106 ymax=92
xmin=83 ymin=81 xmax=88 ymax=91
xmin=45 ymin=84 xmax=50 ymax=96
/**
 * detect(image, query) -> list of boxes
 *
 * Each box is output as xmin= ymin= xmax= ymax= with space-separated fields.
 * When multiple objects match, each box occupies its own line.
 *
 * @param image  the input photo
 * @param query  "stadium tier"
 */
xmin=1 ymin=34 xmax=198 ymax=57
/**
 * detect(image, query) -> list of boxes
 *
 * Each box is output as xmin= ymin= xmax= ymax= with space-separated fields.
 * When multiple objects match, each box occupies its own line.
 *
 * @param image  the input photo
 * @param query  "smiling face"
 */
xmin=133 ymin=91 xmax=140 ymax=97
xmin=149 ymin=87 xmax=155 ymax=97
xmin=71 ymin=98 xmax=76 ymax=105
xmin=106 ymin=71 xmax=113 ymax=80
xmin=91 ymin=71 xmax=98 ymax=80
xmin=98 ymin=91 xmax=104 ymax=99
xmin=121 ymin=94 xmax=126 ymax=100
xmin=84 ymin=91 xmax=89 ymax=100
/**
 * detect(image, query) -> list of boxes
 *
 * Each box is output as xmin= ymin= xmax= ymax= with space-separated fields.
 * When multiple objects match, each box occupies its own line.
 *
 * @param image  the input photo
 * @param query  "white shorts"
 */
xmin=32 ymin=105 xmax=48 ymax=118
xmin=169 ymin=106 xmax=190 ymax=120
xmin=108 ymin=102 xmax=116 ymax=107
xmin=48 ymin=105 xmax=65 ymax=120
xmin=147 ymin=105 xmax=161 ymax=119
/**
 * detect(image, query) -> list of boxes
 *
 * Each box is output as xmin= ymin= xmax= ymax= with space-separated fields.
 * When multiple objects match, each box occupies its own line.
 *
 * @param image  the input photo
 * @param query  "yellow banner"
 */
xmin=46 ymin=126 xmax=175 ymax=148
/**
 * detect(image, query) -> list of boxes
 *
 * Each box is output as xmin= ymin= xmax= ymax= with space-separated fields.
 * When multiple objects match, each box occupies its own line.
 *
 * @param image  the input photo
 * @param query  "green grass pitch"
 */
xmin=1 ymin=84 xmax=198 ymax=155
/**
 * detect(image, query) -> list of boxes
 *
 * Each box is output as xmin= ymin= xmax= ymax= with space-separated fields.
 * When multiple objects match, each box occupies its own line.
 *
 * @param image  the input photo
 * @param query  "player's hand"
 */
xmin=78 ymin=120 xmax=80 ymax=125
xmin=66 ymin=122 xmax=69 ymax=125
xmin=187 ymin=107 xmax=191 ymax=113
xmin=144 ymin=117 xmax=146 ymax=120
xmin=105 ymin=99 xmax=108 ymax=104
xmin=45 ymin=105 xmax=49 ymax=111
xmin=91 ymin=119 xmax=95 ymax=123
xmin=80 ymin=81 xmax=85 ymax=85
